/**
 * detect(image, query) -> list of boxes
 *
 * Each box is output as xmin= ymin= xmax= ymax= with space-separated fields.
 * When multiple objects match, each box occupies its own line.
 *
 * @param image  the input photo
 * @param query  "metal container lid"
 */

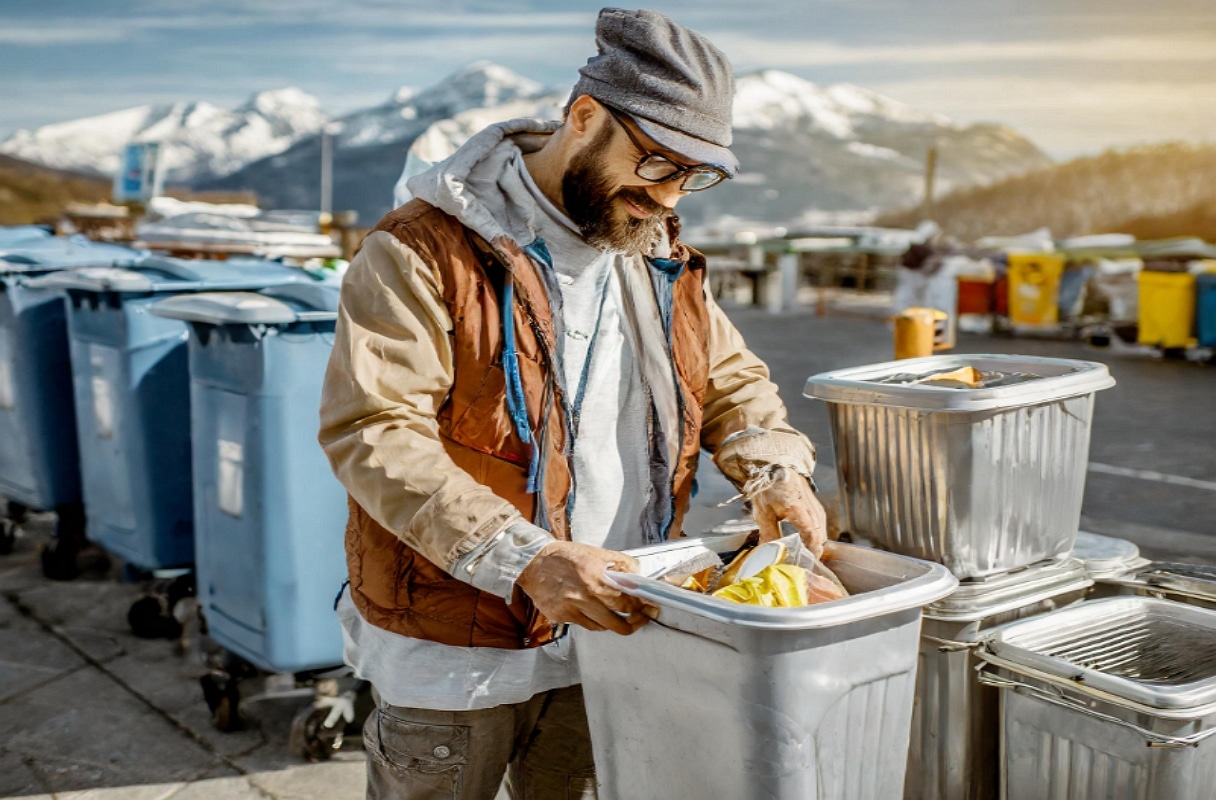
xmin=1125 ymin=562 xmax=1216 ymax=604
xmin=1073 ymin=530 xmax=1150 ymax=579
xmin=704 ymin=518 xmax=760 ymax=537
xmin=606 ymin=538 xmax=958 ymax=631
xmin=982 ymin=596 xmax=1216 ymax=711
xmin=151 ymin=284 xmax=339 ymax=326
xmin=926 ymin=558 xmax=1091 ymax=622
xmin=26 ymin=256 xmax=305 ymax=294
xmin=804 ymin=354 xmax=1115 ymax=412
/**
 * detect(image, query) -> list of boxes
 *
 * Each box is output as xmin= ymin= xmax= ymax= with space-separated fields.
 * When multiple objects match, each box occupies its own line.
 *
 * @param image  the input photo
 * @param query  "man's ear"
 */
xmin=566 ymin=94 xmax=602 ymax=140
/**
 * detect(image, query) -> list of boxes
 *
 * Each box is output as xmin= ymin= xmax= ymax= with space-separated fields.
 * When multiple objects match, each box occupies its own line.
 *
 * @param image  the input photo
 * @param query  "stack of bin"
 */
xmin=577 ymin=533 xmax=957 ymax=800
xmin=805 ymin=354 xmax=1116 ymax=800
xmin=150 ymin=284 xmax=350 ymax=742
xmin=0 ymin=235 xmax=143 ymax=566
xmin=27 ymin=259 xmax=313 ymax=585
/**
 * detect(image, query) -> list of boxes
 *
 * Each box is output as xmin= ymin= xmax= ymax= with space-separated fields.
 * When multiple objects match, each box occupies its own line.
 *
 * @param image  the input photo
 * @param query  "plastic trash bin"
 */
xmin=576 ymin=534 xmax=957 ymax=800
xmin=1196 ymin=271 xmax=1216 ymax=348
xmin=978 ymin=597 xmax=1216 ymax=800
xmin=905 ymin=558 xmax=1090 ymax=800
xmin=0 ymin=237 xmax=142 ymax=561
xmin=1138 ymin=269 xmax=1196 ymax=349
xmin=150 ymin=284 xmax=346 ymax=672
xmin=0 ymin=225 xmax=52 ymax=247
xmin=805 ymin=354 xmax=1115 ymax=579
xmin=28 ymin=258 xmax=312 ymax=571
xmin=1006 ymin=254 xmax=1064 ymax=328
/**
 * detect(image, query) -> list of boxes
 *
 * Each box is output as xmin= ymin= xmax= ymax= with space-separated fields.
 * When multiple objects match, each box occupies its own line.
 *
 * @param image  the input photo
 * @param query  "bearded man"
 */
xmin=319 ymin=8 xmax=827 ymax=799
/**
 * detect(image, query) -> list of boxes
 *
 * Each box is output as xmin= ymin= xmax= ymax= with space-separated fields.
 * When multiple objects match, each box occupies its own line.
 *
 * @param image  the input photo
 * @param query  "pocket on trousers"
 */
xmin=367 ymin=709 xmax=469 ymax=796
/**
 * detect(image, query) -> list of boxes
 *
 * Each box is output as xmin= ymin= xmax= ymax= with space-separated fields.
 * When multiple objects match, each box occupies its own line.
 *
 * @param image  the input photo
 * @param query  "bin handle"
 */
xmin=976 ymin=670 xmax=1216 ymax=749
xmin=921 ymin=634 xmax=979 ymax=653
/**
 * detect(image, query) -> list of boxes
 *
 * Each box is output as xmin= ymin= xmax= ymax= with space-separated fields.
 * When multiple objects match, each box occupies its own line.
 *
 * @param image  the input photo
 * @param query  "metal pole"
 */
xmin=922 ymin=146 xmax=938 ymax=222
xmin=320 ymin=129 xmax=333 ymax=216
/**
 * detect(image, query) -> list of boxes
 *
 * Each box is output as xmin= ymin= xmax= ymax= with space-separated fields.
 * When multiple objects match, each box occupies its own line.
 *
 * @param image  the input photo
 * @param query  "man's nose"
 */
xmin=646 ymin=181 xmax=687 ymax=210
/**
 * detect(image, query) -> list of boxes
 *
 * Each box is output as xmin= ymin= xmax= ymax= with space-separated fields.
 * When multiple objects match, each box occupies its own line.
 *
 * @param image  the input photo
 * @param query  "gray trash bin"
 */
xmin=978 ymin=596 xmax=1216 ymax=800
xmin=804 ymin=354 xmax=1115 ymax=579
xmin=905 ymin=558 xmax=1090 ymax=800
xmin=576 ymin=534 xmax=957 ymax=800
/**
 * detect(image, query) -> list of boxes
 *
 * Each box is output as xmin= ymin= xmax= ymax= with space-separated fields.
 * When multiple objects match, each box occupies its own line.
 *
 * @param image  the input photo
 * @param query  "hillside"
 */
xmin=878 ymin=143 xmax=1216 ymax=242
xmin=0 ymin=155 xmax=110 ymax=225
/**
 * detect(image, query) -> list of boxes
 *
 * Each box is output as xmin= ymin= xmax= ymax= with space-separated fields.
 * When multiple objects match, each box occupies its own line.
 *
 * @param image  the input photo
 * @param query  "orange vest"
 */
xmin=345 ymin=200 xmax=710 ymax=648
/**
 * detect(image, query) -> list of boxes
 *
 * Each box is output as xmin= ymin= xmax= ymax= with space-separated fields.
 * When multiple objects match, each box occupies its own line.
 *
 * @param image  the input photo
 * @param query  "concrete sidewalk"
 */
xmin=0 ymin=515 xmax=368 ymax=800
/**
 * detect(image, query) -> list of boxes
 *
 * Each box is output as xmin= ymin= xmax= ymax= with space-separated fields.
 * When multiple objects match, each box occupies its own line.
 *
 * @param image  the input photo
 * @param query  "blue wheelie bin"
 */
xmin=27 ymin=258 xmax=314 ymax=585
xmin=1198 ymin=272 xmax=1216 ymax=349
xmin=0 ymin=235 xmax=142 ymax=564
xmin=152 ymin=283 xmax=354 ymax=747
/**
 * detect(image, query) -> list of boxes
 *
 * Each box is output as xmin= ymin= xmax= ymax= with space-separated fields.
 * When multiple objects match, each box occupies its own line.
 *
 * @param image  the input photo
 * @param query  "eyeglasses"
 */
xmin=602 ymin=105 xmax=730 ymax=192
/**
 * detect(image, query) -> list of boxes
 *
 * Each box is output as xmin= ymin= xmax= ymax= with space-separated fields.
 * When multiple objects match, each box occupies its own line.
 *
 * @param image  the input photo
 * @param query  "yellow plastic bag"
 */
xmin=712 ymin=563 xmax=809 ymax=608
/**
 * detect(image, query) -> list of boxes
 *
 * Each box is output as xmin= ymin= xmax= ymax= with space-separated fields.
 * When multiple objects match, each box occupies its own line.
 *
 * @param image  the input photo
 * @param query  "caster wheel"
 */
xmin=0 ymin=519 xmax=15 ymax=555
xmin=289 ymin=704 xmax=343 ymax=761
xmin=40 ymin=538 xmax=79 ymax=581
xmin=200 ymin=672 xmax=243 ymax=732
xmin=127 ymin=596 xmax=183 ymax=640
xmin=5 ymin=500 xmax=28 ymax=525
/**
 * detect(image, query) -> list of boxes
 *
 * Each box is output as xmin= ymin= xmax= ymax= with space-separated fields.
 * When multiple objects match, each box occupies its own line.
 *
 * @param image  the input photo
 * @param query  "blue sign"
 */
xmin=112 ymin=142 xmax=164 ymax=203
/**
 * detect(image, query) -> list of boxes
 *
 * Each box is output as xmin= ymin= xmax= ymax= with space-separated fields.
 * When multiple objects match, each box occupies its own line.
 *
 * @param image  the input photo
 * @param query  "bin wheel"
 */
xmin=127 ymin=595 xmax=183 ymax=640
xmin=289 ymin=704 xmax=344 ymax=762
xmin=40 ymin=538 xmax=79 ymax=581
xmin=4 ymin=500 xmax=28 ymax=524
xmin=0 ymin=519 xmax=15 ymax=555
xmin=200 ymin=671 xmax=243 ymax=732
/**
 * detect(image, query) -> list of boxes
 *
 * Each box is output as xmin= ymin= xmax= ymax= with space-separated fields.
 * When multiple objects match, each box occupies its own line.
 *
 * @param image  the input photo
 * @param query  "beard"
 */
xmin=561 ymin=125 xmax=673 ymax=255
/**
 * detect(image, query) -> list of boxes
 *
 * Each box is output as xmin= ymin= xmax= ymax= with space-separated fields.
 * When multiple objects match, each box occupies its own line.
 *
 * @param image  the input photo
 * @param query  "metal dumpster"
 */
xmin=577 ymin=535 xmax=957 ymax=800
xmin=150 ymin=284 xmax=346 ymax=672
xmin=28 ymin=258 xmax=311 ymax=571
xmin=805 ymin=354 xmax=1115 ymax=579
xmin=978 ymin=597 xmax=1216 ymax=800
xmin=905 ymin=558 xmax=1090 ymax=800
xmin=0 ymin=236 xmax=142 ymax=561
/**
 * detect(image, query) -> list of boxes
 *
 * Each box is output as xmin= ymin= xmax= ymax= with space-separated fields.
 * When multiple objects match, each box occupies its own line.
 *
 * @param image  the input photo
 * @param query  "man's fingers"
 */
xmin=581 ymin=599 xmax=642 ymax=636
xmin=754 ymin=506 xmax=781 ymax=543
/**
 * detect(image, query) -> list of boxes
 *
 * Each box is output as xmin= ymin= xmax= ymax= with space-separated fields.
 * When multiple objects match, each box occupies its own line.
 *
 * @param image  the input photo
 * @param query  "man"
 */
xmin=319 ymin=8 xmax=827 ymax=799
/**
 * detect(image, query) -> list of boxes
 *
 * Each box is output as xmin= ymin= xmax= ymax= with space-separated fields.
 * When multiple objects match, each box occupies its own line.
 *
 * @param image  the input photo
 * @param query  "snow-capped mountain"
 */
xmin=0 ymin=88 xmax=327 ymax=183
xmin=198 ymin=62 xmax=555 ymax=212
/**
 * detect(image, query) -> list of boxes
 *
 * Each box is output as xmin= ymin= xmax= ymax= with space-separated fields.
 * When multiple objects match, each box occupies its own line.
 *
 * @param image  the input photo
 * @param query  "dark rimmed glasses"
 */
xmin=602 ymin=105 xmax=730 ymax=192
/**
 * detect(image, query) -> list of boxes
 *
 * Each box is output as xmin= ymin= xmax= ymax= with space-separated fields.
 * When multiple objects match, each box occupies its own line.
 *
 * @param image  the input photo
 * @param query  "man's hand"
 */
xmin=750 ymin=469 xmax=828 ymax=558
xmin=516 ymin=541 xmax=651 ymax=635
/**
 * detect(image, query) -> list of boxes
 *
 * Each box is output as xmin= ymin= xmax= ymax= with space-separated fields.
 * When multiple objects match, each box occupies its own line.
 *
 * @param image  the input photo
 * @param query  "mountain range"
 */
xmin=1 ymin=62 xmax=1052 ymax=230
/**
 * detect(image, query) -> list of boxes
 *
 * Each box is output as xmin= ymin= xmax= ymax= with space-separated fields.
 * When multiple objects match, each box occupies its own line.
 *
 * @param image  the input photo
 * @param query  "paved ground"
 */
xmin=1 ymin=307 xmax=1213 ymax=799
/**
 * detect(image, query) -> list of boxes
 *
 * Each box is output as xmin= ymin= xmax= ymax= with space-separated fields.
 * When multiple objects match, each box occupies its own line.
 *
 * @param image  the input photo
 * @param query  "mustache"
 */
xmin=616 ymin=186 xmax=672 ymax=219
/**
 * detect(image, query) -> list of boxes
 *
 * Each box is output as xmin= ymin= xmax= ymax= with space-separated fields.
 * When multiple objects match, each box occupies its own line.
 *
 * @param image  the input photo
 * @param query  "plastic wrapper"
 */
xmin=680 ymin=532 xmax=848 ymax=608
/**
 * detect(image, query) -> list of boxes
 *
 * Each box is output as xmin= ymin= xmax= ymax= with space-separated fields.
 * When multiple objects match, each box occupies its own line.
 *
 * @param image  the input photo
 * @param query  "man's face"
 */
xmin=561 ymin=112 xmax=688 ymax=255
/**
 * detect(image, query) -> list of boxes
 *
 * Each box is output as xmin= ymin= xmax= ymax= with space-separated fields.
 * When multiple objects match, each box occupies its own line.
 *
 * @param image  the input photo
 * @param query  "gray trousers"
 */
xmin=363 ymin=685 xmax=597 ymax=800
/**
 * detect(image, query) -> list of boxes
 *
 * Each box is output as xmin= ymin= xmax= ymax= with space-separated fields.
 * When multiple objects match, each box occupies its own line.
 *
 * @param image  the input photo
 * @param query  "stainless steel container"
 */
xmin=576 ymin=536 xmax=957 ymax=800
xmin=905 ymin=559 xmax=1091 ymax=800
xmin=1099 ymin=561 xmax=1216 ymax=611
xmin=978 ymin=597 xmax=1216 ymax=800
xmin=804 ymin=354 xmax=1115 ymax=579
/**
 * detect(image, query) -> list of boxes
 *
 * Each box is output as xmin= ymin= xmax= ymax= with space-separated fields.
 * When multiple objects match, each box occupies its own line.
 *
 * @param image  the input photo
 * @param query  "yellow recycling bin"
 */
xmin=1138 ymin=270 xmax=1196 ymax=349
xmin=1007 ymin=253 xmax=1065 ymax=327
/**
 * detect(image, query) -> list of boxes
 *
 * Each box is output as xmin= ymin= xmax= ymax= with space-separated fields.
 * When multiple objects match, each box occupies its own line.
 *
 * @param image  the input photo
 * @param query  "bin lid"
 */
xmin=150 ymin=283 xmax=339 ymax=325
xmin=0 ymin=225 xmax=52 ymax=247
xmin=0 ymin=235 xmax=143 ymax=275
xmin=804 ymin=354 xmax=1115 ymax=412
xmin=1072 ymin=531 xmax=1150 ymax=580
xmin=25 ymin=255 xmax=308 ymax=294
xmin=981 ymin=596 xmax=1216 ymax=711
xmin=1123 ymin=562 xmax=1216 ymax=604
xmin=925 ymin=558 xmax=1091 ymax=622
xmin=606 ymin=538 xmax=958 ymax=631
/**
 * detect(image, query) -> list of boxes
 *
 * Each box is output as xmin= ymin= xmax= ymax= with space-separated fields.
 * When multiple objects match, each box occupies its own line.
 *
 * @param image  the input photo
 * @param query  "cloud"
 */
xmin=0 ymin=24 xmax=132 ymax=45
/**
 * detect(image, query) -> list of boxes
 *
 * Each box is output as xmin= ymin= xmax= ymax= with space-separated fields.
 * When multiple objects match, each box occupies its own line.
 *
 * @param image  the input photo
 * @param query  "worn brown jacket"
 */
xmin=319 ymin=200 xmax=816 ymax=649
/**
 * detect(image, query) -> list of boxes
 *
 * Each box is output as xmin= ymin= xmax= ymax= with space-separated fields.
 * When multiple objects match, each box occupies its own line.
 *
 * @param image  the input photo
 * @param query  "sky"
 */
xmin=2 ymin=0 xmax=1216 ymax=160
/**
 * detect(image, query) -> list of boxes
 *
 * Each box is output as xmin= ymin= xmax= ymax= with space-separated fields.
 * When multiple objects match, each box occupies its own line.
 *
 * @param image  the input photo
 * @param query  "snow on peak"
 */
xmin=0 ymin=88 xmax=327 ymax=182
xmin=733 ymin=70 xmax=954 ymax=137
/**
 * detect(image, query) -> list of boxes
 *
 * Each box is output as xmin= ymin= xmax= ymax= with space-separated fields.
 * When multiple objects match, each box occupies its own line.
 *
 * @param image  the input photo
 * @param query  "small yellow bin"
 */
xmin=1007 ymin=254 xmax=1065 ymax=327
xmin=1138 ymin=270 xmax=1196 ymax=349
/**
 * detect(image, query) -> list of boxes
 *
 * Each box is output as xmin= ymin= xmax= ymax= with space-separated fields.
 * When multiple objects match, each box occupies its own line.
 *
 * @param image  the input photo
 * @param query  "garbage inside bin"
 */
xmin=978 ymin=597 xmax=1216 ymax=800
xmin=577 ymin=534 xmax=957 ymax=800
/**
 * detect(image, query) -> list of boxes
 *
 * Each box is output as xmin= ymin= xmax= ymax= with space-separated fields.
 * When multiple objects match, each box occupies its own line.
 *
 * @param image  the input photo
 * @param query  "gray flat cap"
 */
xmin=570 ymin=8 xmax=738 ymax=175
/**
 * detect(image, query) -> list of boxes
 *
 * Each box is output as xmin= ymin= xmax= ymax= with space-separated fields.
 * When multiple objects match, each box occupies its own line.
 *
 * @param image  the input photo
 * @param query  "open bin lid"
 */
xmin=805 ymin=354 xmax=1115 ymax=412
xmin=25 ymin=255 xmax=308 ymax=294
xmin=606 ymin=538 xmax=957 ymax=631
xmin=980 ymin=596 xmax=1216 ymax=712
xmin=151 ymin=283 xmax=339 ymax=326
xmin=0 ymin=235 xmax=143 ymax=275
